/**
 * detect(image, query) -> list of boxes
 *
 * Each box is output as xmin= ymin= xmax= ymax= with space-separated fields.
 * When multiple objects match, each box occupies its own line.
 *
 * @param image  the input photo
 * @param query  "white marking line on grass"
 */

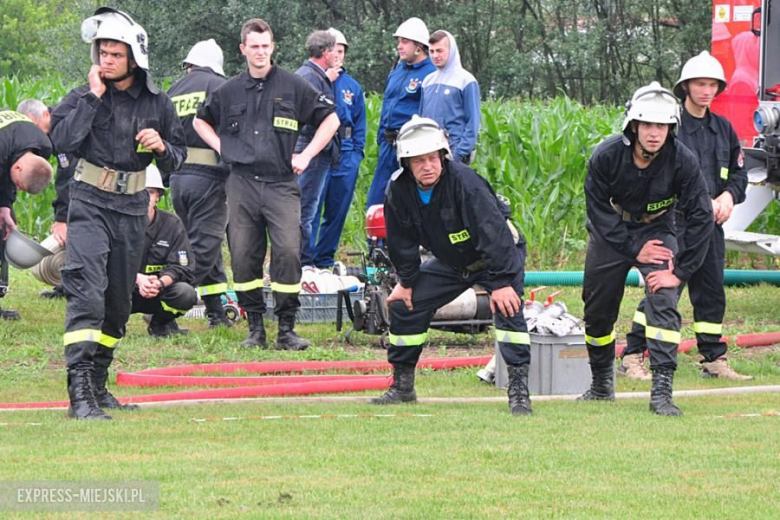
xmin=714 ymin=411 xmax=779 ymax=419
xmin=0 ymin=423 xmax=42 ymax=427
xmin=190 ymin=413 xmax=435 ymax=423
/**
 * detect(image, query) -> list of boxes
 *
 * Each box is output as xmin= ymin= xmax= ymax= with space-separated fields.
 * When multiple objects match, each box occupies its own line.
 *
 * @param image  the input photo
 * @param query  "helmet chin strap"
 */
xmin=638 ymin=140 xmax=660 ymax=160
xmin=105 ymin=63 xmax=137 ymax=84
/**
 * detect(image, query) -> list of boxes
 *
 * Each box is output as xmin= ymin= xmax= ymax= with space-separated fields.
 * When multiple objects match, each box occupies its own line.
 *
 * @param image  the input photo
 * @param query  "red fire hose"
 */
xmin=615 ymin=332 xmax=780 ymax=357
xmin=0 ymin=356 xmax=492 ymax=410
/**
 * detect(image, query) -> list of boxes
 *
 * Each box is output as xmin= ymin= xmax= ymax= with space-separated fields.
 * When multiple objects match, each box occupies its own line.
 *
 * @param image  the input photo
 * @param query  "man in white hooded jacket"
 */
xmin=420 ymin=30 xmax=481 ymax=164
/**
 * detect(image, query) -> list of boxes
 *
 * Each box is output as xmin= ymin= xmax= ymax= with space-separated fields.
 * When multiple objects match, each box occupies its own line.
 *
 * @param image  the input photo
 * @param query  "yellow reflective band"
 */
xmin=720 ymin=167 xmax=728 ymax=180
xmin=271 ymin=282 xmax=302 ymax=294
xmin=273 ymin=117 xmax=298 ymax=131
xmin=233 ymin=279 xmax=264 ymax=292
xmin=647 ymin=195 xmax=677 ymax=213
xmin=170 ymin=91 xmax=207 ymax=117
xmin=63 ymin=329 xmax=103 ymax=346
xmin=98 ymin=334 xmax=120 ymax=348
xmin=144 ymin=265 xmax=164 ymax=274
xmin=448 ymin=229 xmax=471 ymax=244
xmin=694 ymin=321 xmax=722 ymax=335
xmin=161 ymin=301 xmax=187 ymax=315
xmin=585 ymin=331 xmax=616 ymax=347
xmin=495 ymin=329 xmax=530 ymax=345
xmin=198 ymin=283 xmax=228 ymax=297
xmin=633 ymin=311 xmax=647 ymax=326
xmin=0 ymin=111 xmax=33 ymax=129
xmin=645 ymin=326 xmax=681 ymax=345
xmin=389 ymin=332 xmax=428 ymax=347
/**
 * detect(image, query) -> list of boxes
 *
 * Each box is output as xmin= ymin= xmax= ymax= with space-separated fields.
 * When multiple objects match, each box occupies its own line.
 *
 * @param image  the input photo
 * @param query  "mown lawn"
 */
xmin=1 ymin=269 xmax=778 ymax=518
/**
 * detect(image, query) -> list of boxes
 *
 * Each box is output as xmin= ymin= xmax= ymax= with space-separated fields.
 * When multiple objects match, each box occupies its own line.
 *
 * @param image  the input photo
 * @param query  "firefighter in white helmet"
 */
xmin=168 ymin=39 xmax=233 ymax=329
xmin=371 ymin=116 xmax=533 ymax=416
xmin=365 ymin=18 xmax=436 ymax=208
xmin=131 ymin=165 xmax=197 ymax=338
xmin=50 ymin=6 xmax=186 ymax=420
xmin=580 ymin=82 xmax=714 ymax=416
xmin=620 ymin=53 xmax=751 ymax=381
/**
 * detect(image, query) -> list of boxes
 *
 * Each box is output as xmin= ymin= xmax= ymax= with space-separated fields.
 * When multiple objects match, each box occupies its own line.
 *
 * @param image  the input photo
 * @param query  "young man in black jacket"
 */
xmin=581 ymin=82 xmax=713 ymax=416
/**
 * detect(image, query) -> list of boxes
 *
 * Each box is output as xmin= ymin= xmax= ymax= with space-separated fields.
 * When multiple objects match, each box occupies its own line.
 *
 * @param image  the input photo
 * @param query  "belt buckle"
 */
xmin=115 ymin=170 xmax=130 ymax=194
xmin=97 ymin=167 xmax=117 ymax=192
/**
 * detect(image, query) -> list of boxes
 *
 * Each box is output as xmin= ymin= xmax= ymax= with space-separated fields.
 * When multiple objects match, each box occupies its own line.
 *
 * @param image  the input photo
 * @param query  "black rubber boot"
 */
xmin=0 ymin=305 xmax=20 ymax=320
xmin=241 ymin=312 xmax=268 ymax=348
xmin=370 ymin=363 xmax=417 ymax=404
xmin=93 ymin=366 xmax=139 ymax=411
xmin=649 ymin=368 xmax=682 ymax=416
xmin=147 ymin=316 xmax=187 ymax=338
xmin=167 ymin=319 xmax=189 ymax=335
xmin=507 ymin=364 xmax=533 ymax=415
xmin=276 ymin=315 xmax=310 ymax=351
xmin=576 ymin=363 xmax=616 ymax=401
xmin=67 ymin=368 xmax=111 ymax=420
xmin=204 ymin=295 xmax=233 ymax=329
xmin=40 ymin=286 xmax=66 ymax=299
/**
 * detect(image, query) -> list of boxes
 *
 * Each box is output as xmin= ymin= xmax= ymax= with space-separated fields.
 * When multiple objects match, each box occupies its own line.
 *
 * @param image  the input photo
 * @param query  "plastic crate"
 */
xmin=263 ymin=287 xmax=364 ymax=323
xmin=494 ymin=332 xmax=592 ymax=395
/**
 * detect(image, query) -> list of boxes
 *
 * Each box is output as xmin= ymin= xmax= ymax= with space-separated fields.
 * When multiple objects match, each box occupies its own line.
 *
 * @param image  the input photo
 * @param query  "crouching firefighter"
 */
xmin=50 ymin=7 xmax=186 ymax=420
xmin=372 ymin=116 xmax=533 ymax=416
xmin=580 ymin=82 xmax=713 ymax=416
xmin=131 ymin=165 xmax=197 ymax=337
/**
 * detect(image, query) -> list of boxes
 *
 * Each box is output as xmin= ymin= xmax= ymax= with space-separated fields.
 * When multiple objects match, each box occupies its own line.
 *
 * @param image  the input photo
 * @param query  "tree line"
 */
xmin=2 ymin=0 xmax=711 ymax=104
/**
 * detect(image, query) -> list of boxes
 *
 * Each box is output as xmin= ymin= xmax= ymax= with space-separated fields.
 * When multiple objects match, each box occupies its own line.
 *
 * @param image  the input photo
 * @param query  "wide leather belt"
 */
xmin=610 ymin=199 xmax=667 ymax=224
xmin=184 ymin=147 xmax=219 ymax=166
xmin=74 ymin=159 xmax=146 ymax=195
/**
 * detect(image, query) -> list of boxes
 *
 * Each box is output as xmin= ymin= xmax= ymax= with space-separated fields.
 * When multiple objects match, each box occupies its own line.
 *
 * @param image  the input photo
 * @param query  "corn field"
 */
xmin=3 ymin=77 xmax=778 ymax=270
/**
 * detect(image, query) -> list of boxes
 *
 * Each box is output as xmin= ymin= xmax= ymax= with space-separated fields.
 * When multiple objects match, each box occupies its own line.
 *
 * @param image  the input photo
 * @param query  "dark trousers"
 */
xmin=388 ymin=256 xmax=530 ymax=368
xmin=582 ymin=228 xmax=681 ymax=370
xmin=170 ymin=173 xmax=228 ymax=298
xmin=225 ymin=175 xmax=301 ymax=318
xmin=366 ymin=137 xmax=397 ymax=208
xmin=62 ymin=198 xmax=148 ymax=369
xmin=624 ymin=222 xmax=726 ymax=362
xmin=311 ymin=150 xmax=362 ymax=267
xmin=297 ymin=151 xmax=332 ymax=266
xmin=131 ymin=282 xmax=198 ymax=321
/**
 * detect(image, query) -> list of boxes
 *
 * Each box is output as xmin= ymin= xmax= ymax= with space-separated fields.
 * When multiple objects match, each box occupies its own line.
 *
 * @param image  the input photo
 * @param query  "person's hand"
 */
xmin=387 ymin=284 xmax=413 ymax=311
xmin=291 ymin=153 xmax=312 ymax=175
xmin=490 ymin=286 xmax=522 ymax=318
xmin=51 ymin=222 xmax=67 ymax=246
xmin=636 ymin=239 xmax=674 ymax=265
xmin=646 ymin=259 xmax=681 ymax=293
xmin=326 ymin=67 xmax=340 ymax=83
xmin=88 ymin=65 xmax=106 ymax=98
xmin=136 ymin=128 xmax=167 ymax=154
xmin=136 ymin=274 xmax=161 ymax=298
xmin=713 ymin=191 xmax=735 ymax=224
xmin=0 ymin=207 xmax=17 ymax=241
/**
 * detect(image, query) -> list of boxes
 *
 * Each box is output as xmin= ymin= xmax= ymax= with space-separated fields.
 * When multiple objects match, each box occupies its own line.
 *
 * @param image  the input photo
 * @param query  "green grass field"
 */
xmin=1 ymin=270 xmax=778 ymax=518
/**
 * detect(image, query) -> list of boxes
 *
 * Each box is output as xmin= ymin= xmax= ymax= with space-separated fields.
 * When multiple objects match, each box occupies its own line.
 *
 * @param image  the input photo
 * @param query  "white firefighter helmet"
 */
xmin=396 ymin=115 xmax=451 ymax=159
xmin=327 ymin=28 xmax=348 ymax=48
xmin=183 ymin=39 xmax=225 ymax=77
xmin=622 ymin=82 xmax=681 ymax=134
xmin=393 ymin=17 xmax=430 ymax=47
xmin=673 ymin=51 xmax=727 ymax=99
xmin=4 ymin=229 xmax=53 ymax=270
xmin=145 ymin=163 xmax=165 ymax=190
xmin=82 ymin=7 xmax=149 ymax=72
